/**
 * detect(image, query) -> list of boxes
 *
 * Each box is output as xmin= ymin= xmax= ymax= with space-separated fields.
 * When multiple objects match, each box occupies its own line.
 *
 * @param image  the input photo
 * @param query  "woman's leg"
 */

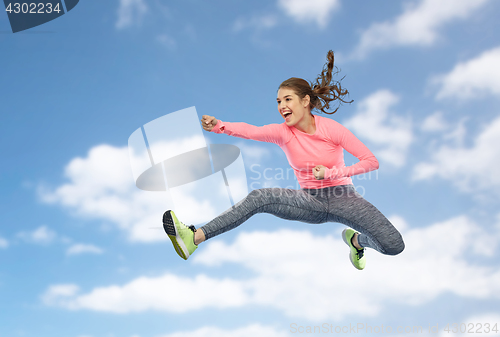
xmin=326 ymin=185 xmax=405 ymax=256
xmin=199 ymin=187 xmax=329 ymax=241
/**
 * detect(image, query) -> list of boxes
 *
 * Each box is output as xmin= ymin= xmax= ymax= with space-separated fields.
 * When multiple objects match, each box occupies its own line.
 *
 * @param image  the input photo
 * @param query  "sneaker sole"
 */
xmin=341 ymin=228 xmax=350 ymax=246
xmin=163 ymin=210 xmax=189 ymax=260
xmin=342 ymin=229 xmax=363 ymax=270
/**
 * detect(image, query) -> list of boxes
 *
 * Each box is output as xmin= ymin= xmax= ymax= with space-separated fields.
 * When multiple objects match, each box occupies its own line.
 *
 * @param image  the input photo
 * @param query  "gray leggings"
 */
xmin=199 ymin=185 xmax=404 ymax=255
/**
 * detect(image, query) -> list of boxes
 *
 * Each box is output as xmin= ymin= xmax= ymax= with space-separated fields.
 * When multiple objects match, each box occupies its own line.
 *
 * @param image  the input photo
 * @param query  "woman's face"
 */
xmin=277 ymin=87 xmax=310 ymax=126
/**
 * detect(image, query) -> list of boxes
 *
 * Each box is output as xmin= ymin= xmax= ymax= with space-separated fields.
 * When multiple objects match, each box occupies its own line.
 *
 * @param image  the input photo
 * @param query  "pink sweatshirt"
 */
xmin=210 ymin=114 xmax=379 ymax=189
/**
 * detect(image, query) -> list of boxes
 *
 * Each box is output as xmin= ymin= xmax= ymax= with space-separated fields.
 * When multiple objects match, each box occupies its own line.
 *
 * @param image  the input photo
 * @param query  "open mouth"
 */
xmin=283 ymin=111 xmax=292 ymax=119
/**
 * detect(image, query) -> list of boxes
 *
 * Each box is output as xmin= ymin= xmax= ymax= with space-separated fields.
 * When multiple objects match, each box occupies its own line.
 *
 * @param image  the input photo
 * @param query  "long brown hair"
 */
xmin=278 ymin=50 xmax=352 ymax=115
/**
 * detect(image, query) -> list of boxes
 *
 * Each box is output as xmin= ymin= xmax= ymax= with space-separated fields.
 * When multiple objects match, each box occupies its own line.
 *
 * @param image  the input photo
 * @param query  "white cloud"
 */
xmin=421 ymin=111 xmax=449 ymax=132
xmin=433 ymin=46 xmax=500 ymax=100
xmin=17 ymin=225 xmax=57 ymax=245
xmin=39 ymin=144 xmax=172 ymax=243
xmin=421 ymin=111 xmax=468 ymax=147
xmin=233 ymin=0 xmax=340 ymax=34
xmin=42 ymin=284 xmax=80 ymax=307
xmin=195 ymin=217 xmax=500 ymax=317
xmin=158 ymin=324 xmax=288 ymax=337
xmin=66 ymin=244 xmax=104 ymax=256
xmin=441 ymin=117 xmax=468 ymax=146
xmin=235 ymin=141 xmax=272 ymax=163
xmin=0 ymin=235 xmax=8 ymax=249
xmin=116 ymin=0 xmax=148 ymax=30
xmin=412 ymin=115 xmax=500 ymax=192
xmin=42 ymin=274 xmax=249 ymax=313
xmin=342 ymin=90 xmax=413 ymax=168
xmin=42 ymin=214 xmax=500 ymax=320
xmin=352 ymin=0 xmax=490 ymax=59
xmin=277 ymin=0 xmax=341 ymax=28
xmin=40 ymin=142 xmax=249 ymax=242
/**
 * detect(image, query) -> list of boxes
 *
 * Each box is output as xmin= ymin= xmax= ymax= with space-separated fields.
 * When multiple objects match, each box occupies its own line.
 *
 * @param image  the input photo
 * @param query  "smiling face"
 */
xmin=277 ymin=87 xmax=311 ymax=126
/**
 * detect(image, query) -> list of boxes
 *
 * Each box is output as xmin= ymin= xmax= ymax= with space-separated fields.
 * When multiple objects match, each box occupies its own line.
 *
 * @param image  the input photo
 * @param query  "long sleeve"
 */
xmin=210 ymin=119 xmax=289 ymax=146
xmin=324 ymin=122 xmax=379 ymax=180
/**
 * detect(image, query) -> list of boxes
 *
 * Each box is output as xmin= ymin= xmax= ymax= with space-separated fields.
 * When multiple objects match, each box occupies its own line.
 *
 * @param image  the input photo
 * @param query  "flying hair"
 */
xmin=279 ymin=50 xmax=352 ymax=115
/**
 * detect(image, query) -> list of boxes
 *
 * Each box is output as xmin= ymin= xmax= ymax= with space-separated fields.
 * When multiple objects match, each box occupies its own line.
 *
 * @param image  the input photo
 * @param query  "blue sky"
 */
xmin=2 ymin=0 xmax=500 ymax=336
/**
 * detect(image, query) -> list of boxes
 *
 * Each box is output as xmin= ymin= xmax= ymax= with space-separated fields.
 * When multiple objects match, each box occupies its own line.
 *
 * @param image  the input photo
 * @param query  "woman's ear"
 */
xmin=302 ymin=94 xmax=311 ymax=108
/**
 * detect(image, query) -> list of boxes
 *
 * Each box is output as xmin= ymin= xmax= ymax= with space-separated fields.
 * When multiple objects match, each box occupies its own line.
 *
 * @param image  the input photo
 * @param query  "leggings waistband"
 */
xmin=302 ymin=184 xmax=356 ymax=196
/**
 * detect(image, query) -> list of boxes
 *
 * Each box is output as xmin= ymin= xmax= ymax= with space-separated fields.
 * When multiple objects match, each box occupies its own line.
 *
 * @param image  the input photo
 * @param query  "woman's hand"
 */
xmin=313 ymin=165 xmax=326 ymax=180
xmin=201 ymin=115 xmax=218 ymax=132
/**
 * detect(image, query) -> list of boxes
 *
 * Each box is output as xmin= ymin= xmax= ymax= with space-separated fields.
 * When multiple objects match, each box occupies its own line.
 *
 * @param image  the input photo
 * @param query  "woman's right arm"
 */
xmin=200 ymin=115 xmax=288 ymax=145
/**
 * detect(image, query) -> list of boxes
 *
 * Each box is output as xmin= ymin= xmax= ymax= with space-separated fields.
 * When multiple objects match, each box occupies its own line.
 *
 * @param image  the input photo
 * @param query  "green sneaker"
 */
xmin=342 ymin=228 xmax=366 ymax=270
xmin=163 ymin=210 xmax=198 ymax=260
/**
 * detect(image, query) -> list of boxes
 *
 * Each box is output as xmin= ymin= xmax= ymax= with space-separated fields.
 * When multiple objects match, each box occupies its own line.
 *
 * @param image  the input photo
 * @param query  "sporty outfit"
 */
xmin=197 ymin=114 xmax=405 ymax=256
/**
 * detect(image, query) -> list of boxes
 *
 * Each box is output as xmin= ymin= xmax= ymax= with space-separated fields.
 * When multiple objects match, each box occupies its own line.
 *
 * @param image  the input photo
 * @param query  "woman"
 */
xmin=162 ymin=51 xmax=404 ymax=270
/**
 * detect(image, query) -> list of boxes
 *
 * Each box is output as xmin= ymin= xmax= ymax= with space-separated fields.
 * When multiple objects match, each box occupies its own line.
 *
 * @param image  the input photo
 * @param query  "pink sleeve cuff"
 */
xmin=210 ymin=119 xmax=225 ymax=134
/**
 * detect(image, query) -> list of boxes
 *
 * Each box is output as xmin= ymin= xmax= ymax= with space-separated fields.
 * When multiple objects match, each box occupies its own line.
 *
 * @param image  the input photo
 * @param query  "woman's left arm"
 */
xmin=323 ymin=122 xmax=379 ymax=180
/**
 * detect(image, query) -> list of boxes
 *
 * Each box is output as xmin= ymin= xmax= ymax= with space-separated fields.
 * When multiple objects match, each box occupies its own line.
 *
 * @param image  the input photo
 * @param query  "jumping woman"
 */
xmin=162 ymin=50 xmax=405 ymax=270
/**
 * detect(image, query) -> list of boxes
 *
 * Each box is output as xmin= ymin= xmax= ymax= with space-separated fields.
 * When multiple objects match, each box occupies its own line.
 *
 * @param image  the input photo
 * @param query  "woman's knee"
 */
xmin=383 ymin=236 xmax=405 ymax=256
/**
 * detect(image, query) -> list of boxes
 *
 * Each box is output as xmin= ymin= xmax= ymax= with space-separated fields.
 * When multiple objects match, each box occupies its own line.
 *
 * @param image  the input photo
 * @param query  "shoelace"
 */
xmin=355 ymin=248 xmax=365 ymax=260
